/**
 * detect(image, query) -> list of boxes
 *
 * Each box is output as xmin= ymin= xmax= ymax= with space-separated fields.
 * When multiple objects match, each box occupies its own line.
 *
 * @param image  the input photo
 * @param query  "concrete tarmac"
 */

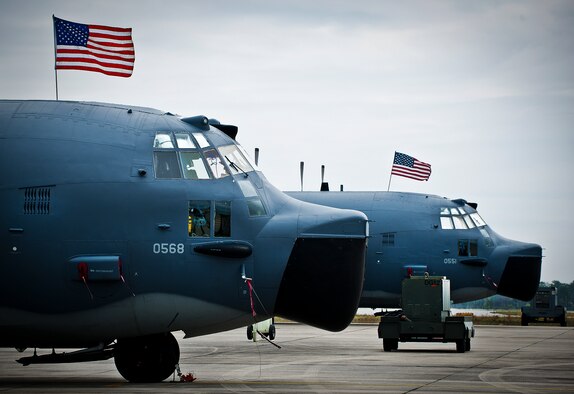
xmin=1 ymin=324 xmax=573 ymax=393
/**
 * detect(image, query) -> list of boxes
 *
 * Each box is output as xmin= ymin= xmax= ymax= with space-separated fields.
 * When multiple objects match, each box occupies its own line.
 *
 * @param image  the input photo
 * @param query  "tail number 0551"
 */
xmin=153 ymin=243 xmax=185 ymax=254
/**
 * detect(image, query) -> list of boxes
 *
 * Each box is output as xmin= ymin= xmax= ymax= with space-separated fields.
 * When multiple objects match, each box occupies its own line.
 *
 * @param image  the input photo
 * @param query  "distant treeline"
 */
xmin=454 ymin=281 xmax=574 ymax=310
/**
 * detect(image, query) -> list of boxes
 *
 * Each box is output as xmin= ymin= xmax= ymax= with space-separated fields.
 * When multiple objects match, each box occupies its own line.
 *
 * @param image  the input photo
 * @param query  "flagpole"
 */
xmin=52 ymin=15 xmax=59 ymax=100
xmin=387 ymin=151 xmax=396 ymax=192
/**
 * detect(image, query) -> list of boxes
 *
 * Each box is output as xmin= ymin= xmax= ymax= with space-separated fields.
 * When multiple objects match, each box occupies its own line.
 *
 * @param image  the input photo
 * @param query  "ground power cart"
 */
xmin=377 ymin=275 xmax=474 ymax=352
xmin=521 ymin=286 xmax=567 ymax=326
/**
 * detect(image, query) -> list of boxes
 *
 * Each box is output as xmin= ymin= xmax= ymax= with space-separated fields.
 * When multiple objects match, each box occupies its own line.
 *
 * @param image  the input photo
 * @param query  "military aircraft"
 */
xmin=287 ymin=179 xmax=542 ymax=309
xmin=0 ymin=100 xmax=369 ymax=382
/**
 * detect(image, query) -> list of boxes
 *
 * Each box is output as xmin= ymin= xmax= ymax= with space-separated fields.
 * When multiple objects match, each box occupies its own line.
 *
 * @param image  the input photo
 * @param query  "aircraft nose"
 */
xmin=496 ymin=242 xmax=542 ymax=301
xmin=273 ymin=205 xmax=368 ymax=332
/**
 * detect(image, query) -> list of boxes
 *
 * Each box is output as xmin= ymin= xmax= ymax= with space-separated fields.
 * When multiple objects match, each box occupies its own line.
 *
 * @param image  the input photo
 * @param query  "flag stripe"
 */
xmin=55 ymin=65 xmax=132 ymax=77
xmin=57 ymin=47 xmax=135 ymax=61
xmin=56 ymin=56 xmax=135 ymax=70
xmin=391 ymin=152 xmax=431 ymax=181
xmin=54 ymin=16 xmax=135 ymax=77
xmin=89 ymin=24 xmax=132 ymax=34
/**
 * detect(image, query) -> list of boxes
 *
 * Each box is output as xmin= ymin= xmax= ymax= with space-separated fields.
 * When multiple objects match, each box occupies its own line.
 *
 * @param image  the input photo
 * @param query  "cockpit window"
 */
xmin=470 ymin=212 xmax=486 ymax=227
xmin=154 ymin=132 xmax=175 ymax=149
xmin=440 ymin=206 xmax=486 ymax=230
xmin=153 ymin=131 xmax=214 ymax=180
xmin=452 ymin=215 xmax=468 ymax=230
xmin=458 ymin=239 xmax=478 ymax=256
xmin=218 ymin=145 xmax=254 ymax=175
xmin=189 ymin=200 xmax=211 ymax=237
xmin=237 ymin=179 xmax=268 ymax=217
xmin=193 ymin=133 xmax=210 ymax=148
xmin=214 ymin=201 xmax=231 ymax=237
xmin=175 ymin=133 xmax=196 ymax=149
xmin=237 ymin=145 xmax=260 ymax=171
xmin=180 ymin=152 xmax=210 ymax=180
xmin=440 ymin=216 xmax=454 ymax=230
xmin=154 ymin=151 xmax=182 ymax=178
xmin=204 ymin=149 xmax=229 ymax=178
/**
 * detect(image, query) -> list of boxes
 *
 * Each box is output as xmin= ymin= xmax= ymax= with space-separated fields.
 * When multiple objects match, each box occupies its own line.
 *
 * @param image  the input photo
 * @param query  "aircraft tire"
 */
xmin=247 ymin=325 xmax=253 ymax=340
xmin=465 ymin=338 xmax=471 ymax=351
xmin=114 ymin=332 xmax=180 ymax=383
xmin=268 ymin=324 xmax=276 ymax=340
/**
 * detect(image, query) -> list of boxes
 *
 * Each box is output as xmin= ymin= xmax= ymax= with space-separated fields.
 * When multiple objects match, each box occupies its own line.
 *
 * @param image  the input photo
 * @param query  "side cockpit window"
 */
xmin=458 ymin=239 xmax=478 ymax=256
xmin=188 ymin=200 xmax=231 ymax=237
xmin=189 ymin=201 xmax=211 ymax=237
xmin=154 ymin=151 xmax=182 ymax=178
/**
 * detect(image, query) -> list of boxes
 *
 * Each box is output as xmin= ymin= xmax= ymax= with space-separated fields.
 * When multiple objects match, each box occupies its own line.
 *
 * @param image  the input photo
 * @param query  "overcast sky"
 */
xmin=1 ymin=0 xmax=573 ymax=283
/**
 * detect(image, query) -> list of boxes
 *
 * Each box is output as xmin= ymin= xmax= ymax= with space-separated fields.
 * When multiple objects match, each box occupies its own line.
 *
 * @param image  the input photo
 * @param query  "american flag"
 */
xmin=53 ymin=16 xmax=135 ymax=77
xmin=391 ymin=152 xmax=432 ymax=181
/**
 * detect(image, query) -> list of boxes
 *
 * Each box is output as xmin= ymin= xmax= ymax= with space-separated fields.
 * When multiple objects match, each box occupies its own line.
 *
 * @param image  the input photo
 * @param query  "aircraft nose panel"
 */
xmin=274 ymin=236 xmax=366 ymax=332
xmin=497 ymin=245 xmax=542 ymax=301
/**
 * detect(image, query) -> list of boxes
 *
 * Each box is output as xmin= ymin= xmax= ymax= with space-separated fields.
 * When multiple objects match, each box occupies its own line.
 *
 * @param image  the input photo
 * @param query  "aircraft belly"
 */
xmin=451 ymin=287 xmax=496 ymax=304
xmin=360 ymin=290 xmax=400 ymax=308
xmin=0 ymin=293 xmax=251 ymax=348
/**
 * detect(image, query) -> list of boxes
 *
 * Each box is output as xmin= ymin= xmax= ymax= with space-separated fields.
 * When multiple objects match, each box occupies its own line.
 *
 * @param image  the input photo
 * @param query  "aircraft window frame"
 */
xmin=175 ymin=133 xmax=197 ymax=149
xmin=382 ymin=232 xmax=395 ymax=246
xmin=440 ymin=216 xmax=454 ymax=230
xmin=153 ymin=151 xmax=182 ymax=179
xmin=470 ymin=212 xmax=486 ymax=227
xmin=440 ymin=206 xmax=487 ymax=230
xmin=214 ymin=201 xmax=231 ymax=237
xmin=237 ymin=179 xmax=258 ymax=198
xmin=237 ymin=144 xmax=260 ymax=171
xmin=192 ymin=133 xmax=210 ymax=148
xmin=463 ymin=215 xmax=476 ymax=229
xmin=479 ymin=228 xmax=494 ymax=247
xmin=153 ymin=132 xmax=175 ymax=149
xmin=218 ymin=145 xmax=254 ymax=175
xmin=189 ymin=200 xmax=211 ymax=237
xmin=452 ymin=215 xmax=468 ymax=230
xmin=458 ymin=239 xmax=478 ymax=256
xmin=246 ymin=198 xmax=267 ymax=217
xmin=180 ymin=151 xmax=211 ymax=180
xmin=204 ymin=148 xmax=229 ymax=178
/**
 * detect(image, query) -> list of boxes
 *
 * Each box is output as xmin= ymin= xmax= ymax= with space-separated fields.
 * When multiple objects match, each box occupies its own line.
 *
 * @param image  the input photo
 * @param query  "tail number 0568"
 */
xmin=153 ymin=243 xmax=185 ymax=254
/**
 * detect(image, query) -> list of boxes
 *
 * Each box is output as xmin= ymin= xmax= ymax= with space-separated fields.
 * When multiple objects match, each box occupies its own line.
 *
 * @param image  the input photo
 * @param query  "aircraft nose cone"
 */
xmin=497 ymin=243 xmax=542 ymax=301
xmin=274 ymin=208 xmax=368 ymax=332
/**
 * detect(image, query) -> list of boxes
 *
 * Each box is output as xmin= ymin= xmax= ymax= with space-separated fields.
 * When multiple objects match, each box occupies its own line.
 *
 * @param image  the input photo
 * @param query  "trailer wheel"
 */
xmin=521 ymin=315 xmax=528 ymax=326
xmin=465 ymin=338 xmax=471 ymax=351
xmin=560 ymin=314 xmax=567 ymax=327
xmin=456 ymin=339 xmax=465 ymax=353
xmin=383 ymin=339 xmax=397 ymax=352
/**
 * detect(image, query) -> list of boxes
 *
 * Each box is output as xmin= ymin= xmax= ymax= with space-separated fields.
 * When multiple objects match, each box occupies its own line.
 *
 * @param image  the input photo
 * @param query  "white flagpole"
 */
xmin=387 ymin=152 xmax=396 ymax=191
xmin=52 ymin=15 xmax=59 ymax=100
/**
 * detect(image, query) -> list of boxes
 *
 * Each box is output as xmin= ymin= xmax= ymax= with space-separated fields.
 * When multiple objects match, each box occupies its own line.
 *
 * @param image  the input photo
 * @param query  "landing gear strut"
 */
xmin=114 ymin=332 xmax=180 ymax=383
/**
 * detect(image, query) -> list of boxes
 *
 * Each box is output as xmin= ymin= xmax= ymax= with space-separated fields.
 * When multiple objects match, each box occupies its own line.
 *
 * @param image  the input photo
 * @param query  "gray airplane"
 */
xmin=0 ymin=100 xmax=369 ymax=382
xmin=287 ymin=188 xmax=542 ymax=308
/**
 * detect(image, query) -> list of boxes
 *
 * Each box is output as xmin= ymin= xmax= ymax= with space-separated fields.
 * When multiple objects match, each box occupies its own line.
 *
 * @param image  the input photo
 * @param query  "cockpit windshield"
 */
xmin=218 ymin=145 xmax=254 ymax=176
xmin=152 ymin=130 xmax=259 ymax=180
xmin=440 ymin=206 xmax=487 ymax=230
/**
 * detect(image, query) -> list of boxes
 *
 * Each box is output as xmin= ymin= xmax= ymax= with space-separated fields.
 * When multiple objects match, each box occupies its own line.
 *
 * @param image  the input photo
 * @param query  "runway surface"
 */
xmin=1 ymin=324 xmax=573 ymax=393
